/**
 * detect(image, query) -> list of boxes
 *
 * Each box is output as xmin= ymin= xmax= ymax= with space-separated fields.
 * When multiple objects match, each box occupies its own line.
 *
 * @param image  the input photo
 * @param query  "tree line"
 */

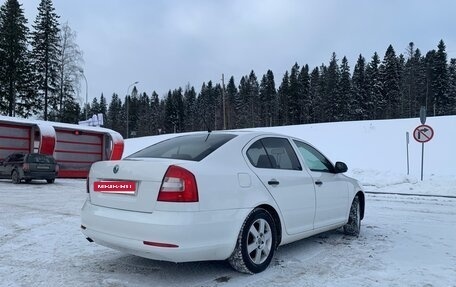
xmin=99 ymin=40 xmax=455 ymax=138
xmin=1 ymin=0 xmax=455 ymax=138
xmin=0 ymin=0 xmax=83 ymax=122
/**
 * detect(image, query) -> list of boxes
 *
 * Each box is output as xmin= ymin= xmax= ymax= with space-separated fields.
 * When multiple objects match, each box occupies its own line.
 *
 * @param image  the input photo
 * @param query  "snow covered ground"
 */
xmin=1 ymin=116 xmax=456 ymax=286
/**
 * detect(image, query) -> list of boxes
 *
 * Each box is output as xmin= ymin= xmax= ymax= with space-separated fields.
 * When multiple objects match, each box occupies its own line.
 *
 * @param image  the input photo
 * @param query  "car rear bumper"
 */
xmin=80 ymin=200 xmax=250 ymax=262
xmin=23 ymin=171 xmax=57 ymax=180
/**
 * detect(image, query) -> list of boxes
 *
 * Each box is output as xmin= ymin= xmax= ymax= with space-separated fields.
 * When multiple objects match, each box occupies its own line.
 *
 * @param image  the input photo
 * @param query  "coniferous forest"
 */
xmin=1 ymin=0 xmax=456 ymax=138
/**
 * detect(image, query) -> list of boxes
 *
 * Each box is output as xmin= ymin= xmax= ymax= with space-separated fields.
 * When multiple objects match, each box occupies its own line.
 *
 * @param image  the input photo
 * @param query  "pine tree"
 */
xmin=317 ymin=64 xmax=328 ymax=122
xmin=106 ymin=93 xmax=122 ymax=133
xmin=288 ymin=63 xmax=301 ymax=125
xmin=248 ymin=70 xmax=260 ymax=127
xmin=380 ymin=45 xmax=401 ymax=119
xmin=402 ymin=43 xmax=422 ymax=118
xmin=277 ymin=71 xmax=290 ymax=125
xmin=89 ymin=97 xmax=99 ymax=116
xmin=325 ymin=53 xmax=340 ymax=122
xmin=197 ymin=81 xmax=217 ymax=131
xmin=60 ymin=100 xmax=80 ymax=123
xmin=150 ymin=91 xmax=161 ymax=134
xmin=424 ymin=49 xmax=436 ymax=114
xmin=308 ymin=67 xmax=320 ymax=123
xmin=0 ymin=0 xmax=32 ymax=117
xmin=30 ymin=0 xmax=60 ymax=120
xmin=337 ymin=56 xmax=351 ymax=121
xmin=99 ymin=93 xmax=107 ymax=116
xmin=225 ymin=76 xmax=238 ymax=129
xmin=413 ymin=49 xmax=428 ymax=116
xmin=351 ymin=54 xmax=367 ymax=120
xmin=397 ymin=53 xmax=406 ymax=117
xmin=447 ymin=58 xmax=456 ymax=114
xmin=136 ymin=92 xmax=152 ymax=136
xmin=164 ymin=88 xmax=184 ymax=133
xmin=298 ymin=65 xmax=310 ymax=124
xmin=259 ymin=70 xmax=276 ymax=127
xmin=236 ymin=76 xmax=250 ymax=128
xmin=183 ymin=85 xmax=197 ymax=132
xmin=433 ymin=40 xmax=449 ymax=115
xmin=365 ymin=52 xmax=383 ymax=119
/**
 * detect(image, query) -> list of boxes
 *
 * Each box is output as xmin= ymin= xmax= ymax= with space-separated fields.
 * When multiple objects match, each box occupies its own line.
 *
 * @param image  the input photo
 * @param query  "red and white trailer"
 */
xmin=0 ymin=116 xmax=123 ymax=178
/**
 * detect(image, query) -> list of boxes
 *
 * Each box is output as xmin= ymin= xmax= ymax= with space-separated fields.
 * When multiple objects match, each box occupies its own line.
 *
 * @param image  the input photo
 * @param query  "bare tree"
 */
xmin=55 ymin=21 xmax=84 ymax=121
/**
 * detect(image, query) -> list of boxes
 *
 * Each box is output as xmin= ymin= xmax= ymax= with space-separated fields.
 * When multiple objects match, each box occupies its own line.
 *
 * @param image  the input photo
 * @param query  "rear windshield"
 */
xmin=127 ymin=133 xmax=237 ymax=161
xmin=27 ymin=154 xmax=55 ymax=164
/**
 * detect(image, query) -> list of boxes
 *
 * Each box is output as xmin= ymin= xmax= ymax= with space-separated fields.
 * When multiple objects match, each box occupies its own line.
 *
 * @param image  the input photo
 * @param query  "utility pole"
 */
xmin=222 ymin=73 xmax=226 ymax=130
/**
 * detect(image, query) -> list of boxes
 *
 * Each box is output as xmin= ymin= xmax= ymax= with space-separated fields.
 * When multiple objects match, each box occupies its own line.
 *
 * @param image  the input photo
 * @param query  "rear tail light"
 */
xmin=55 ymin=164 xmax=59 ymax=173
xmin=22 ymin=163 xmax=30 ymax=171
xmin=158 ymin=165 xmax=198 ymax=202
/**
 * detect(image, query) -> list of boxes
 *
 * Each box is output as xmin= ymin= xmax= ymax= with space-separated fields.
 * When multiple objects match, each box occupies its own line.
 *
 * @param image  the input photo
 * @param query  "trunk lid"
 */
xmin=89 ymin=158 xmax=175 ymax=212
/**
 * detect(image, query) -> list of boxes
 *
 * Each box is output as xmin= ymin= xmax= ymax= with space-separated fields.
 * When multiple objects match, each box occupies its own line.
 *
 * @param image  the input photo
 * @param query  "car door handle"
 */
xmin=315 ymin=180 xmax=323 ymax=186
xmin=268 ymin=180 xmax=280 ymax=186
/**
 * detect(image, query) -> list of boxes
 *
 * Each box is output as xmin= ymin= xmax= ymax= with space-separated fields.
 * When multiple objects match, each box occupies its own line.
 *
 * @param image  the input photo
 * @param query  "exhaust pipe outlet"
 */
xmin=86 ymin=237 xmax=94 ymax=243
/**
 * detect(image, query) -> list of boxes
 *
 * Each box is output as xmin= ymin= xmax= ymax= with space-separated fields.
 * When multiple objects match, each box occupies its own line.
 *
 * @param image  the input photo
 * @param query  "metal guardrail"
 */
xmin=365 ymin=191 xmax=456 ymax=199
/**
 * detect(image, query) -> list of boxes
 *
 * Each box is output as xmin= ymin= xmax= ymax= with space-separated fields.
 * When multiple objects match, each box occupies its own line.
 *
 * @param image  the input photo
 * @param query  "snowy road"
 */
xmin=1 ymin=178 xmax=455 ymax=287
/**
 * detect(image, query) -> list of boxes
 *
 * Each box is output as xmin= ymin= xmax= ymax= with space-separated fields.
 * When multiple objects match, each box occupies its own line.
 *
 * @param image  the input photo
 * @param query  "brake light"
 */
xmin=22 ymin=163 xmax=30 ymax=171
xmin=55 ymin=164 xmax=59 ymax=173
xmin=158 ymin=165 xmax=198 ymax=202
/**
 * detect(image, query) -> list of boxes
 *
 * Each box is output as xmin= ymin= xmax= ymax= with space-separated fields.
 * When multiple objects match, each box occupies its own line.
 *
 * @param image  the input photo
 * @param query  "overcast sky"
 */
xmin=21 ymin=0 xmax=456 ymax=105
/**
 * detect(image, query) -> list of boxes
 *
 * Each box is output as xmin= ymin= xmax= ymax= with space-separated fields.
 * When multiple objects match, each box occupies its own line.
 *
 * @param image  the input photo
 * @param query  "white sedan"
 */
xmin=81 ymin=131 xmax=365 ymax=274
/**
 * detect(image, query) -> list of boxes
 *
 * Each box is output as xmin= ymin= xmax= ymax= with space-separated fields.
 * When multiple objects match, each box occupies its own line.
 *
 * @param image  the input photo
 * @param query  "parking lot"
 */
xmin=1 ymin=178 xmax=455 ymax=287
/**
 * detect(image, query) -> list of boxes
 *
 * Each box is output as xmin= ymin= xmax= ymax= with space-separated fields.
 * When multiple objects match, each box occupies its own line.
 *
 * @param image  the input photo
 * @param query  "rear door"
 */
xmin=292 ymin=140 xmax=349 ymax=228
xmin=246 ymin=137 xmax=316 ymax=235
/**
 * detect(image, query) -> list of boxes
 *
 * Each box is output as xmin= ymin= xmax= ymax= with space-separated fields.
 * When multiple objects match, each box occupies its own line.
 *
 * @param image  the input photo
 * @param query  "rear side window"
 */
xmin=246 ymin=137 xmax=301 ymax=170
xmin=27 ymin=154 xmax=55 ymax=164
xmin=127 ymin=133 xmax=237 ymax=161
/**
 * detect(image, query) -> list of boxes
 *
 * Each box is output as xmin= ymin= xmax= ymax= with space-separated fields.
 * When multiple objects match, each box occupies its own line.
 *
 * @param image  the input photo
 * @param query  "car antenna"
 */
xmin=202 ymin=115 xmax=212 ymax=142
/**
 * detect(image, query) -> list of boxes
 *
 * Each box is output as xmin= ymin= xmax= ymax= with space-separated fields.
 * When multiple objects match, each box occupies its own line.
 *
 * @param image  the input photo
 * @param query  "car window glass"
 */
xmin=6 ymin=154 xmax=23 ymax=162
xmin=28 ymin=154 xmax=55 ymax=164
xmin=293 ymin=140 xmax=334 ymax=173
xmin=246 ymin=140 xmax=268 ymax=167
xmin=127 ymin=133 xmax=237 ymax=161
xmin=247 ymin=137 xmax=301 ymax=170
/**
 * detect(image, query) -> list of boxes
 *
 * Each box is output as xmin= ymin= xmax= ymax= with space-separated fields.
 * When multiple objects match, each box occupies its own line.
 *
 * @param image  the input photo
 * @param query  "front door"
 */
xmin=293 ymin=140 xmax=349 ymax=228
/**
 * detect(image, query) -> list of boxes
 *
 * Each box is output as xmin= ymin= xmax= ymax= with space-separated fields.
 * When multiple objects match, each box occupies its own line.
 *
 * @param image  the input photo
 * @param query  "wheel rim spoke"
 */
xmin=259 ymin=219 xmax=265 ymax=234
xmin=249 ymin=224 xmax=259 ymax=238
xmin=264 ymin=231 xmax=272 ymax=243
xmin=262 ymin=241 xmax=271 ymax=257
xmin=254 ymin=248 xmax=262 ymax=263
xmin=247 ymin=242 xmax=257 ymax=254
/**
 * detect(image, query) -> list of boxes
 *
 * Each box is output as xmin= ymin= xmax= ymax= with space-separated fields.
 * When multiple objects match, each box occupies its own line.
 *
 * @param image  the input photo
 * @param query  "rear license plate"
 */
xmin=37 ymin=165 xmax=50 ymax=169
xmin=94 ymin=181 xmax=136 ymax=194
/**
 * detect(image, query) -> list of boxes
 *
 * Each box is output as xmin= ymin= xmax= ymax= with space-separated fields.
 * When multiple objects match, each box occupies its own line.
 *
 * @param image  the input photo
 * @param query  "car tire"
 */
xmin=25 ymin=179 xmax=32 ymax=183
xmin=343 ymin=196 xmax=361 ymax=236
xmin=12 ymin=170 xmax=21 ymax=184
xmin=47 ymin=179 xmax=55 ymax=184
xmin=228 ymin=208 xmax=277 ymax=274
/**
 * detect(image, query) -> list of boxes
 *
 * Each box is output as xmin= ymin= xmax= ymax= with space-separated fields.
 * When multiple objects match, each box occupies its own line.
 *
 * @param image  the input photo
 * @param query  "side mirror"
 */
xmin=334 ymin=161 xmax=348 ymax=173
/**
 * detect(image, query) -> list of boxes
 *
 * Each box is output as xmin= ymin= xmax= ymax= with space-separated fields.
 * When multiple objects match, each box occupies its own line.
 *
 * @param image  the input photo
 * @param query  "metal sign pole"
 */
xmin=406 ymin=132 xmax=410 ymax=175
xmin=421 ymin=142 xmax=424 ymax=181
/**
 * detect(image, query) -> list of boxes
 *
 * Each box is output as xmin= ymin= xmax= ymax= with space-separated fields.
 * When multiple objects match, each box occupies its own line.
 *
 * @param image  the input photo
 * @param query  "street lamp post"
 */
xmin=126 ymin=81 xmax=139 ymax=138
xmin=79 ymin=69 xmax=89 ymax=120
